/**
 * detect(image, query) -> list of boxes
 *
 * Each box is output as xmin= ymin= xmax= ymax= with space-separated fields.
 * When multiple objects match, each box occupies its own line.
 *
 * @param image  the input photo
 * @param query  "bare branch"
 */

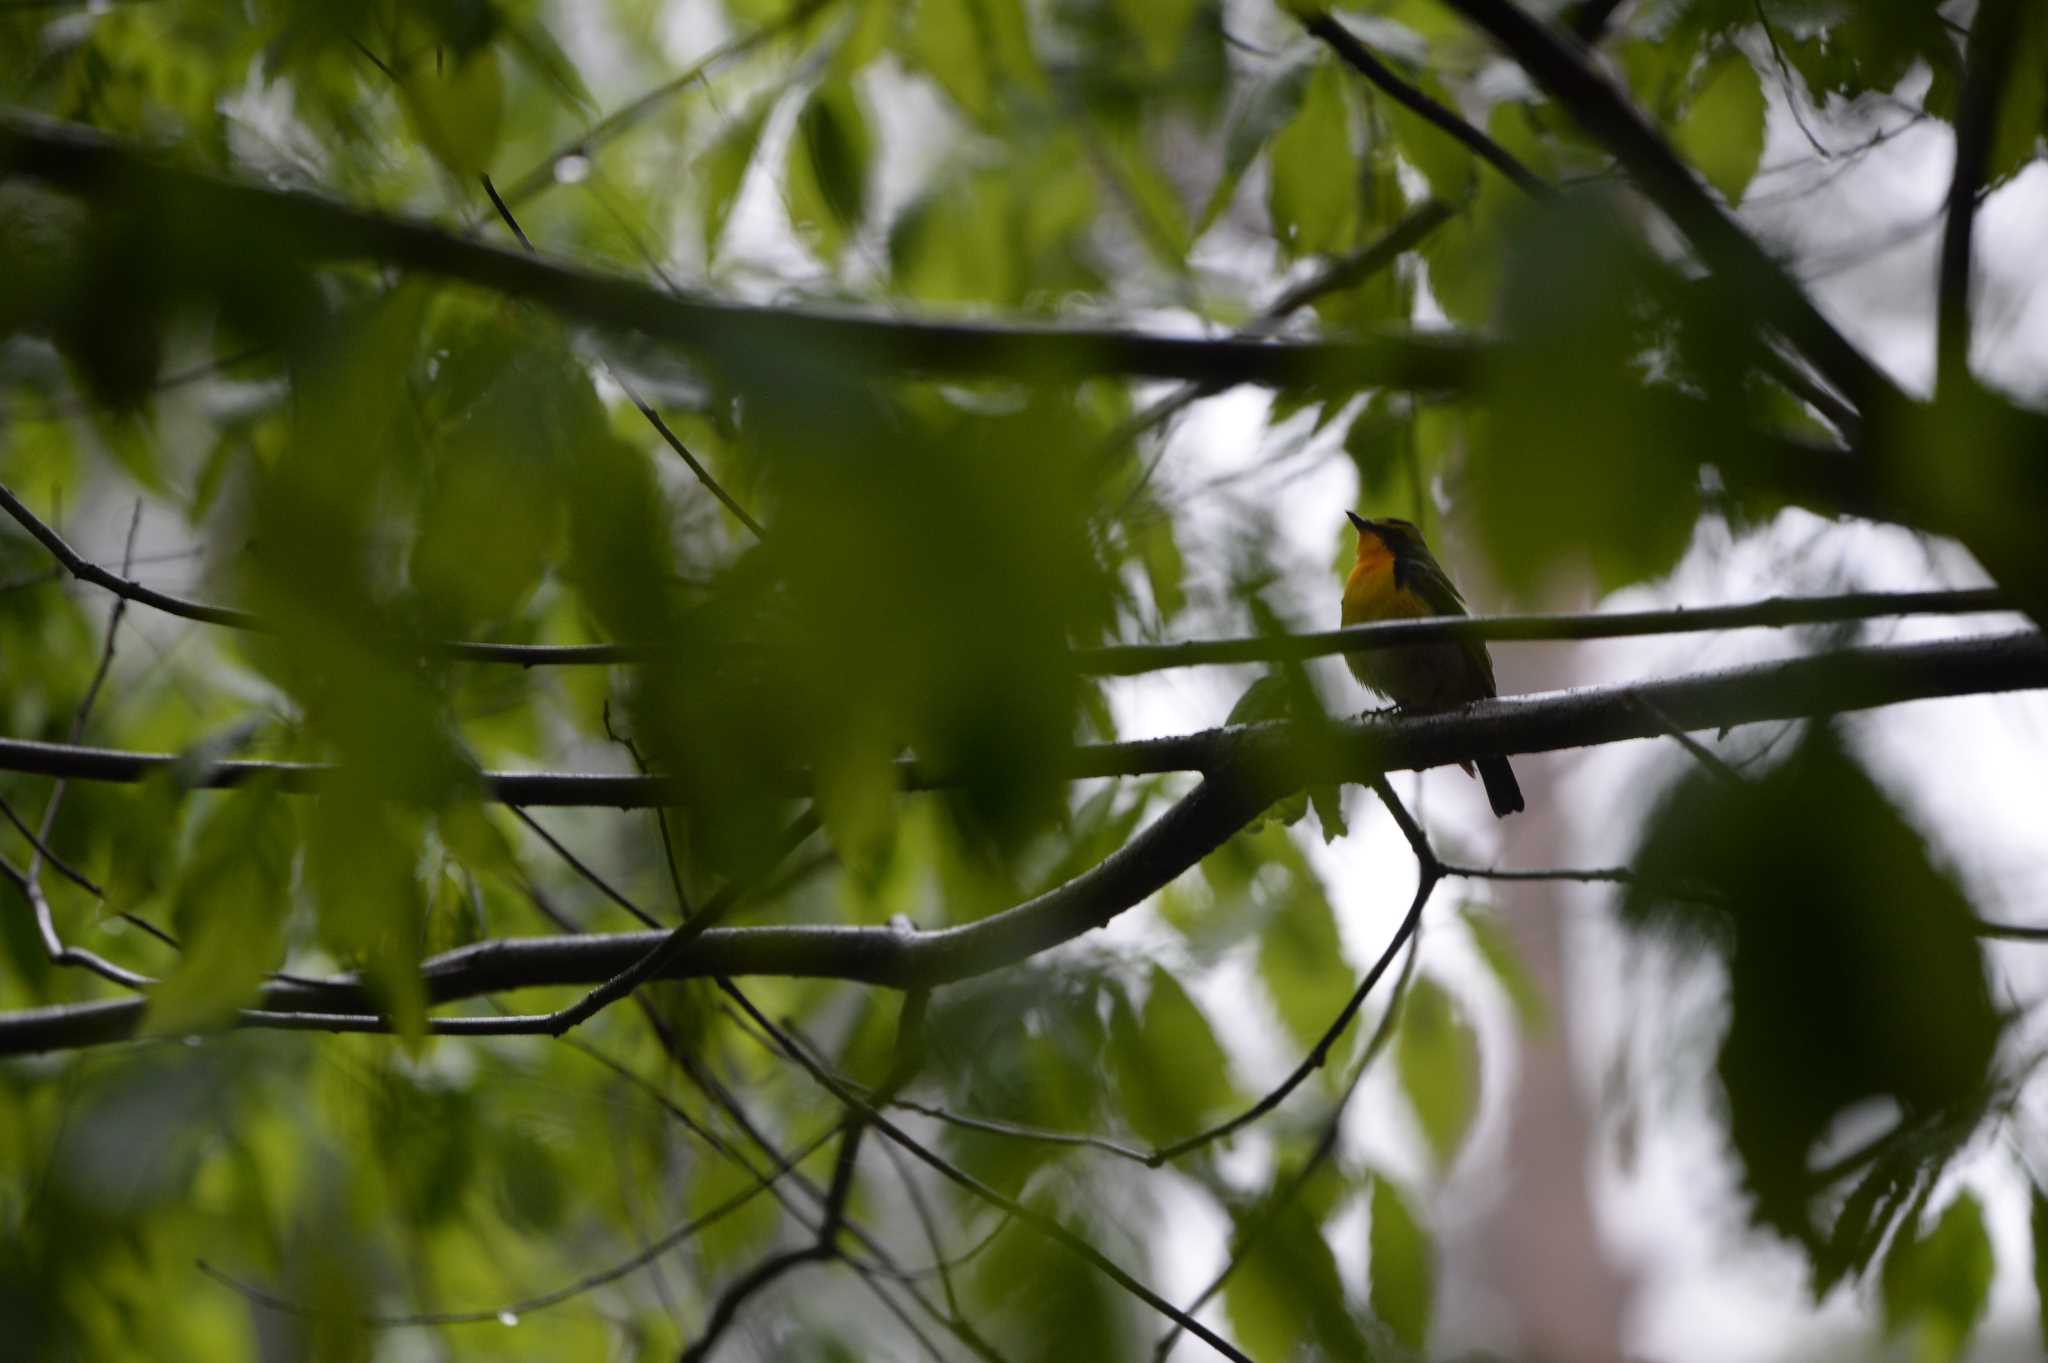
xmin=1 ymin=631 xmax=2044 ymax=1055
xmin=0 ymin=627 xmax=2030 ymax=810
xmin=1938 ymin=0 xmax=2026 ymax=391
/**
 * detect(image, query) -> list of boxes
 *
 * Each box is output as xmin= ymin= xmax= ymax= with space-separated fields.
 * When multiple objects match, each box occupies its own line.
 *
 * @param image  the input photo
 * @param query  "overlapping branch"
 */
xmin=0 ymin=110 xmax=1474 ymax=394
xmin=1433 ymin=0 xmax=1899 ymax=417
xmin=2 ymin=468 xmax=1996 ymax=665
xmin=3 ymin=629 xmax=2041 ymax=1056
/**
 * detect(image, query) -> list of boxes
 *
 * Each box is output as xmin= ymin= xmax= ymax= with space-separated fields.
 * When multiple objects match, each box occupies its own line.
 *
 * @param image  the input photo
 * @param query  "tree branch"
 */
xmin=1433 ymin=0 xmax=1900 ymax=416
xmin=0 ymin=110 xmax=1474 ymax=394
xmin=0 ymin=627 xmax=2030 ymax=813
xmin=1937 ymin=0 xmax=2025 ymax=392
xmin=4 ymin=460 xmax=1987 ymax=665
xmin=3 ymin=630 xmax=2042 ymax=1055
xmin=1303 ymin=12 xmax=1550 ymax=198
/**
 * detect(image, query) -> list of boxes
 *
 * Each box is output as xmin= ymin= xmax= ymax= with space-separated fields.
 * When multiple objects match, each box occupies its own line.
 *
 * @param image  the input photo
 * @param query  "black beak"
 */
xmin=1346 ymin=510 xmax=1370 ymax=533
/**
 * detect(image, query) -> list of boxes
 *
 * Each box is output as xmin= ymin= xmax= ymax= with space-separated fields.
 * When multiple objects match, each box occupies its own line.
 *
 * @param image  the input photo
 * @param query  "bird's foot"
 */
xmin=1357 ymin=703 xmax=1404 ymax=720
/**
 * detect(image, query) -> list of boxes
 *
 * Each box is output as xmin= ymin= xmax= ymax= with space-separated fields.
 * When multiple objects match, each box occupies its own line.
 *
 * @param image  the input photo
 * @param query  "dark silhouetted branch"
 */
xmin=1304 ymin=12 xmax=1549 ymax=198
xmin=1 ymin=630 xmax=2043 ymax=1054
xmin=0 ymin=110 xmax=1477 ymax=394
xmin=1434 ymin=0 xmax=1900 ymax=417
xmin=1938 ymin=0 xmax=2025 ymax=391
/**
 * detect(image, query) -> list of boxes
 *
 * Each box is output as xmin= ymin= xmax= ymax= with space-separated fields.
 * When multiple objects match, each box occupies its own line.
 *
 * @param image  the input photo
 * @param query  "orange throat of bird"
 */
xmin=1342 ymin=537 xmax=1418 ymax=626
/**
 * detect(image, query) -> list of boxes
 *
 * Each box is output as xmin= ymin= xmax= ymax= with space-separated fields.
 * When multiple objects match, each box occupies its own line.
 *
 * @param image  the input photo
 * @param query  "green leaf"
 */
xmin=1471 ymin=194 xmax=1711 ymax=594
xmin=1109 ymin=965 xmax=1237 ymax=1146
xmin=1674 ymin=51 xmax=1765 ymax=204
xmin=787 ymin=79 xmax=874 ymax=262
xmin=1112 ymin=0 xmax=1204 ymax=72
xmin=1396 ymin=975 xmax=1480 ymax=1172
xmin=402 ymin=45 xmax=505 ymax=177
xmin=1881 ymin=1194 xmax=1994 ymax=1363
xmin=1987 ymin=10 xmax=2048 ymax=186
xmin=1256 ymin=866 xmax=1357 ymax=1077
xmin=1267 ymin=62 xmax=1358 ymax=257
xmin=912 ymin=0 xmax=994 ymax=122
xmin=1198 ymin=59 xmax=1311 ymax=235
xmin=1095 ymin=123 xmax=1192 ymax=267
xmin=1624 ymin=727 xmax=2001 ymax=1256
xmin=833 ymin=0 xmax=899 ymax=76
xmin=143 ymin=784 xmax=294 ymax=1034
xmin=1223 ymin=1190 xmax=1368 ymax=1363
xmin=1386 ymin=72 xmax=1478 ymax=202
xmin=813 ymin=720 xmax=899 ymax=889
xmin=697 ymin=98 xmax=774 ymax=260
xmin=1369 ymin=1175 xmax=1435 ymax=1351
xmin=1463 ymin=904 xmax=1547 ymax=1033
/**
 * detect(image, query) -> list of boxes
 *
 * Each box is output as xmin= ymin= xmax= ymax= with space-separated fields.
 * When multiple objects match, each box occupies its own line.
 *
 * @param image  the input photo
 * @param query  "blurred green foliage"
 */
xmin=0 ymin=0 xmax=2042 ymax=1359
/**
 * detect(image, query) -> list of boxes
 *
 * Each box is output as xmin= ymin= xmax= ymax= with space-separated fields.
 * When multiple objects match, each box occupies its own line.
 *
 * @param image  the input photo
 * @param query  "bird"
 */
xmin=1341 ymin=511 xmax=1523 ymax=817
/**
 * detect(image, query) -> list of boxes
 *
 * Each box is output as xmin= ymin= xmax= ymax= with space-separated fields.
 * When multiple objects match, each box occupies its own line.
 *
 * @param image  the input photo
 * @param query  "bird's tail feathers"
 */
xmin=1477 ymin=756 xmax=1523 ymax=818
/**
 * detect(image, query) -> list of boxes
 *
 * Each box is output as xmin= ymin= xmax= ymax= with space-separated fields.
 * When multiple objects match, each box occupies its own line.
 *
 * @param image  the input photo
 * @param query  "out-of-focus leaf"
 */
xmin=833 ymin=0 xmax=899 ymax=76
xmin=1472 ymin=192 xmax=1716 ymax=594
xmin=891 ymin=168 xmax=1014 ymax=304
xmin=143 ymin=785 xmax=294 ymax=1034
xmin=1985 ymin=11 xmax=2048 ymax=185
xmin=1198 ymin=58 xmax=1311 ymax=234
xmin=1112 ymin=0 xmax=1204 ymax=73
xmin=1268 ymin=62 xmax=1357 ymax=257
xmin=1396 ymin=975 xmax=1479 ymax=1172
xmin=1463 ymin=903 xmax=1547 ymax=1033
xmin=1109 ymin=965 xmax=1236 ymax=1146
xmin=1369 ymin=1174 xmax=1435 ymax=1350
xmin=1386 ymin=71 xmax=1478 ymax=202
xmin=490 ymin=1125 xmax=566 ymax=1232
xmin=928 ymin=966 xmax=1117 ymax=1194
xmin=1223 ymin=1186 xmax=1367 ymax=1363
xmin=786 ymin=79 xmax=874 ymax=262
xmin=502 ymin=15 xmax=596 ymax=113
xmin=972 ymin=1189 xmax=1136 ymax=1362
xmin=1674 ymin=50 xmax=1765 ymax=204
xmin=697 ymin=97 xmax=774 ymax=259
xmin=1781 ymin=0 xmax=1958 ymax=112
xmin=402 ymin=45 xmax=505 ymax=177
xmin=912 ymin=0 xmax=994 ymax=122
xmin=1624 ymin=726 xmax=2001 ymax=1256
xmin=1095 ymin=122 xmax=1191 ymax=267
xmin=410 ymin=307 xmax=585 ymax=627
xmin=813 ymin=720 xmax=899 ymax=889
xmin=306 ymin=789 xmax=432 ymax=1048
xmin=1881 ymin=1193 xmax=1994 ymax=1363
xmin=1257 ymin=864 xmax=1356 ymax=1079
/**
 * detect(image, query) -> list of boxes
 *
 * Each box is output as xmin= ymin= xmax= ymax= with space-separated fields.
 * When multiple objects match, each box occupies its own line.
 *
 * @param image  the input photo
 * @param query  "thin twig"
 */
xmin=1631 ymin=693 xmax=1747 ymax=783
xmin=0 ymin=474 xmax=2008 ymax=661
xmin=509 ymin=806 xmax=663 ymax=928
xmin=717 ymin=981 xmax=1259 ymax=1363
xmin=478 ymin=176 xmax=766 ymax=538
xmin=1155 ymin=895 xmax=1426 ymax=1361
xmin=1304 ymin=12 xmax=1550 ymax=198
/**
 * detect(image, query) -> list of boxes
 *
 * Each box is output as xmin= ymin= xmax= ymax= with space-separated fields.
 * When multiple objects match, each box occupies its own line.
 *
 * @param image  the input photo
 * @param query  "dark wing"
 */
xmin=1394 ymin=550 xmax=1498 ymax=697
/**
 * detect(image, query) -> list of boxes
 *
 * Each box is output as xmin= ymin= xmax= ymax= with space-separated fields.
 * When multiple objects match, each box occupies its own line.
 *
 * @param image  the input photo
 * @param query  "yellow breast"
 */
xmin=1342 ymin=555 xmax=1430 ymax=626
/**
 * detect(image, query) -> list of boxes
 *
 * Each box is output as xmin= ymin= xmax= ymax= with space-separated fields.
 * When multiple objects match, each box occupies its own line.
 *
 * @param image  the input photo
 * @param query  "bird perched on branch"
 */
xmin=1341 ymin=511 xmax=1523 ymax=817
